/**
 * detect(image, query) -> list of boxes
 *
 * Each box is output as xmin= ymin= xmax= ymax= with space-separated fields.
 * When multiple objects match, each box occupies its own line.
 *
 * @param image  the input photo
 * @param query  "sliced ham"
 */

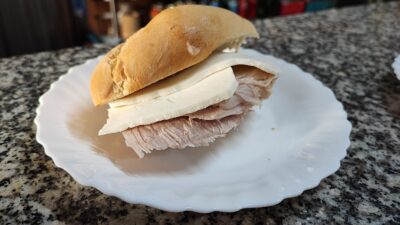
xmin=123 ymin=115 xmax=243 ymax=158
xmin=122 ymin=65 xmax=276 ymax=158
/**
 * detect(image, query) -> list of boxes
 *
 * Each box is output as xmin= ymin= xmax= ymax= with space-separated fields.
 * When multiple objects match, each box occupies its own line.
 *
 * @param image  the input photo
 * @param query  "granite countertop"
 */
xmin=1 ymin=2 xmax=399 ymax=225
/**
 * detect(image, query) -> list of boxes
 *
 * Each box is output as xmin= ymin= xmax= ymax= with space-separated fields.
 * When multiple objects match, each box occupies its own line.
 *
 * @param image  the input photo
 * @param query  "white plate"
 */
xmin=35 ymin=49 xmax=351 ymax=212
xmin=392 ymin=55 xmax=400 ymax=80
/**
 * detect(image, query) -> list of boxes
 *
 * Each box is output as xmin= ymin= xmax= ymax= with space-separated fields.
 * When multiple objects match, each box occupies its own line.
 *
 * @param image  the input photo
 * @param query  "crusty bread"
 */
xmin=90 ymin=5 xmax=259 ymax=106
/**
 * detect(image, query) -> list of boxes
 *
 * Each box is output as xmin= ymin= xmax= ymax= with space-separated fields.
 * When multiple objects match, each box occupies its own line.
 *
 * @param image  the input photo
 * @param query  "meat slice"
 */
xmin=122 ymin=65 xmax=276 ymax=158
xmin=187 ymin=95 xmax=248 ymax=120
xmin=123 ymin=115 xmax=243 ymax=158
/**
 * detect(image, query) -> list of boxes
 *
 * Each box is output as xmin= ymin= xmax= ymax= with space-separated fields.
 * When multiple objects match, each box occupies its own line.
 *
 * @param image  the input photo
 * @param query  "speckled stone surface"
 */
xmin=1 ymin=2 xmax=400 ymax=225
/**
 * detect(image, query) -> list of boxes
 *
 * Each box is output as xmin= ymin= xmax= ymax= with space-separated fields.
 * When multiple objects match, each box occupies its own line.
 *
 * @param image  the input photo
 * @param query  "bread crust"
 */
xmin=90 ymin=5 xmax=259 ymax=105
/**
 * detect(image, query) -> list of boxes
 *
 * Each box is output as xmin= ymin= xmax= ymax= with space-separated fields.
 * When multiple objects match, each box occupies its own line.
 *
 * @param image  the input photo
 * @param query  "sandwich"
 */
xmin=90 ymin=5 xmax=278 ymax=158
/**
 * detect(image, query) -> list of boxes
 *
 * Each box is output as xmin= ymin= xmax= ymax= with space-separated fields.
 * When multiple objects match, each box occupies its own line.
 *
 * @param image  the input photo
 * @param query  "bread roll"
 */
xmin=90 ymin=5 xmax=259 ymax=106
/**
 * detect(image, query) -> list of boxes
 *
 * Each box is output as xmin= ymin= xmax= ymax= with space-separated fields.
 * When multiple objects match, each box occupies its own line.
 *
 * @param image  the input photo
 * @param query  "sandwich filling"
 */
xmin=122 ymin=66 xmax=276 ymax=158
xmin=99 ymin=52 xmax=277 ymax=158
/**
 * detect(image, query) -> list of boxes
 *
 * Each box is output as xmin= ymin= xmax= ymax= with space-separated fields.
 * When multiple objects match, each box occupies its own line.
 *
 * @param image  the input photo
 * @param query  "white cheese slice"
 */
xmin=99 ymin=67 xmax=238 ymax=135
xmin=109 ymin=51 xmax=278 ymax=108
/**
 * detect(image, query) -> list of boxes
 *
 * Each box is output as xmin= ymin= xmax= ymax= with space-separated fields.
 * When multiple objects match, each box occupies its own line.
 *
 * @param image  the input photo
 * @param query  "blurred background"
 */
xmin=0 ymin=0 xmax=396 ymax=58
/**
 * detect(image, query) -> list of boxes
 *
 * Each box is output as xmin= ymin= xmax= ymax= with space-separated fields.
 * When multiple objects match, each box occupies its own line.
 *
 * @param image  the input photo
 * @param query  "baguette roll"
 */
xmin=90 ymin=5 xmax=259 ymax=106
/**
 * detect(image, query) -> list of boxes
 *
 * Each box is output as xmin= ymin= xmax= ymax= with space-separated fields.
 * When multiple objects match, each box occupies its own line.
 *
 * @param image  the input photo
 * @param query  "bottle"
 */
xmin=247 ymin=0 xmax=257 ymax=19
xmin=238 ymin=0 xmax=248 ymax=17
xmin=227 ymin=0 xmax=238 ymax=12
xmin=150 ymin=4 xmax=163 ymax=19
xmin=118 ymin=3 xmax=140 ymax=40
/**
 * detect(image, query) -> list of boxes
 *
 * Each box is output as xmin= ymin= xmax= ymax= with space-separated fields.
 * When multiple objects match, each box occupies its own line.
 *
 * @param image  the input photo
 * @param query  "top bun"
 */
xmin=90 ymin=5 xmax=259 ymax=106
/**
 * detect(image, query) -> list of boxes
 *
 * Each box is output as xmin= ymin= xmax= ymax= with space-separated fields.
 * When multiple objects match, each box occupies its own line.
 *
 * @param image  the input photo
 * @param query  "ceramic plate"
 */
xmin=393 ymin=55 xmax=400 ymax=80
xmin=35 ymin=49 xmax=351 ymax=212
